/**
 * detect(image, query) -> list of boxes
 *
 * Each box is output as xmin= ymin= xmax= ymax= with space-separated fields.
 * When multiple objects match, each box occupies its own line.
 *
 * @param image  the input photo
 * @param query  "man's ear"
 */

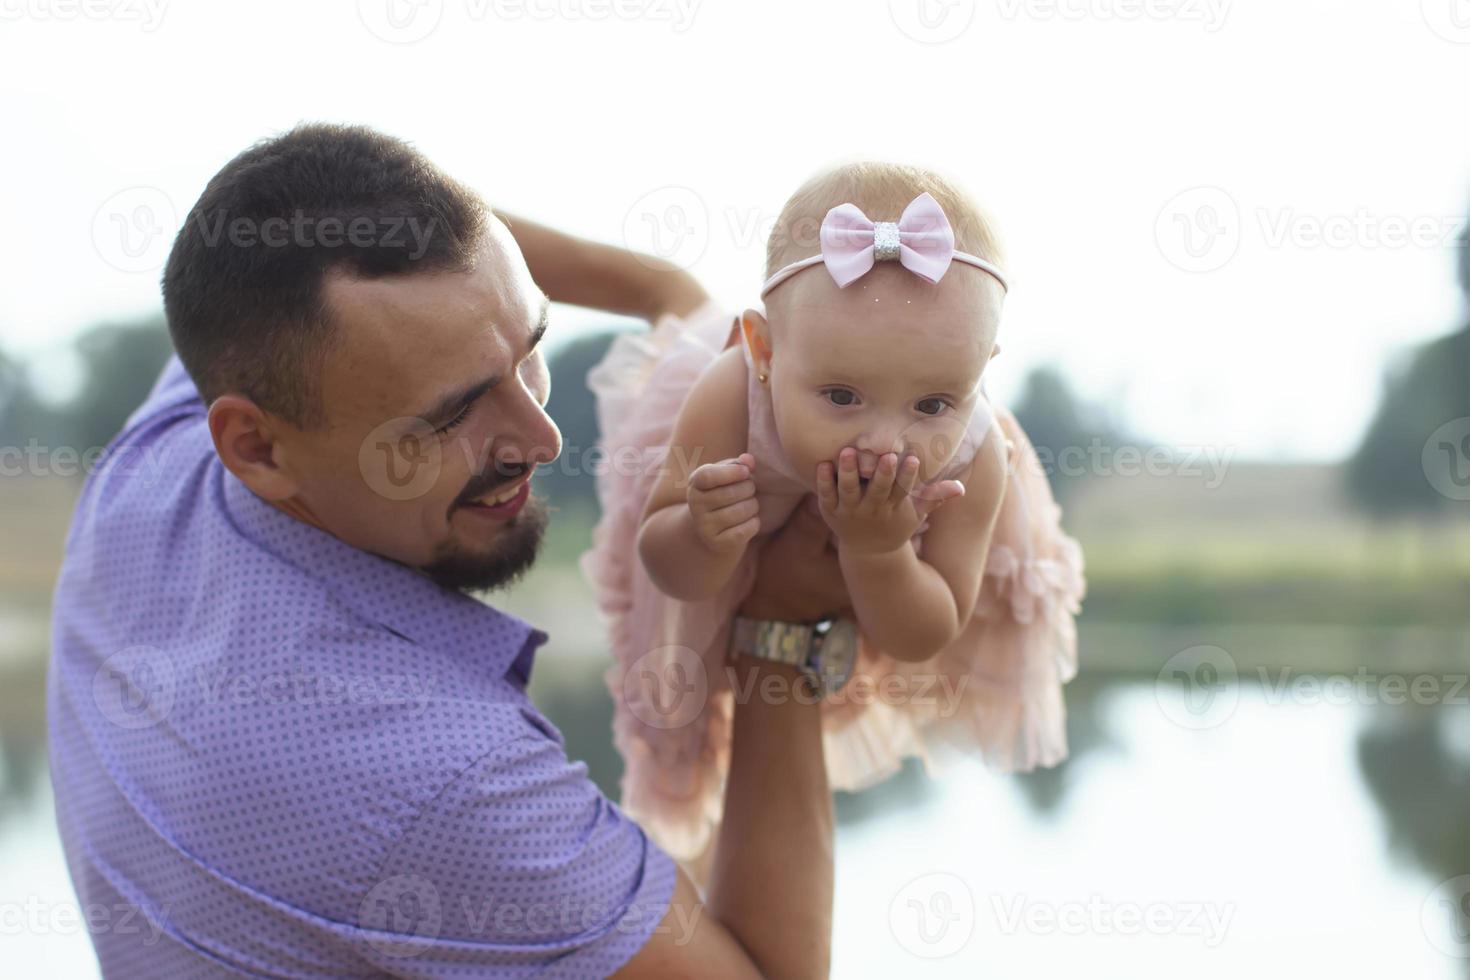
xmin=207 ymin=395 xmax=301 ymax=502
xmin=740 ymin=308 xmax=774 ymax=382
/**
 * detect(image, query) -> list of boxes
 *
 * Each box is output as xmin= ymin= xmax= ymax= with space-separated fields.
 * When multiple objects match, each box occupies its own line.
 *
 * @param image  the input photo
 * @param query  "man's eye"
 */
xmin=437 ymin=403 xmax=474 ymax=434
xmin=824 ymin=389 xmax=857 ymax=407
xmin=916 ymin=398 xmax=950 ymax=416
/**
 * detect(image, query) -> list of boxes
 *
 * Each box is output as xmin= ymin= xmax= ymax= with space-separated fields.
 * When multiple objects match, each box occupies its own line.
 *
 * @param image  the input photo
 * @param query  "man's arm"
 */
xmin=494 ymin=210 xmax=709 ymax=322
xmin=614 ymin=499 xmax=848 ymax=980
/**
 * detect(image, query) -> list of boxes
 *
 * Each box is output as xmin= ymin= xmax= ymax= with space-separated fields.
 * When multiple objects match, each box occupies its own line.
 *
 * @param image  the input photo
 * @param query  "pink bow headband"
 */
xmin=759 ymin=192 xmax=1009 ymax=298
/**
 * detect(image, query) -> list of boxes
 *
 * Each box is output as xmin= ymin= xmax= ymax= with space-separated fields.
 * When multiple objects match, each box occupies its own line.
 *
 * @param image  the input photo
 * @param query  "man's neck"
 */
xmin=269 ymin=495 xmax=326 ymax=531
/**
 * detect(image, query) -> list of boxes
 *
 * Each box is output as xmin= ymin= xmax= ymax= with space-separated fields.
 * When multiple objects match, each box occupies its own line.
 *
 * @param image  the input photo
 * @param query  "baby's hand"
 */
xmin=816 ymin=447 xmax=963 ymax=555
xmin=687 ymin=452 xmax=760 ymax=553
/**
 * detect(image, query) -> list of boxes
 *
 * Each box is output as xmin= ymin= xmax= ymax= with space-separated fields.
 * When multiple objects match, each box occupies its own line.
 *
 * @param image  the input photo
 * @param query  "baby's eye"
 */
xmin=823 ymin=388 xmax=858 ymax=407
xmin=915 ymin=397 xmax=950 ymax=416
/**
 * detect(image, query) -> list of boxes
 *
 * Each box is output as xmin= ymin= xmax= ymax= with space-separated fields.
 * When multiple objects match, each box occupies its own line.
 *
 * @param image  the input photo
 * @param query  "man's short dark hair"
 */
xmin=162 ymin=122 xmax=489 ymax=427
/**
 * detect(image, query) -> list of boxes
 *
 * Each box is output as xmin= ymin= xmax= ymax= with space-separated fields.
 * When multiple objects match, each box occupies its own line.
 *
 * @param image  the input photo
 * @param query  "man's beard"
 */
xmin=421 ymin=493 xmax=550 ymax=594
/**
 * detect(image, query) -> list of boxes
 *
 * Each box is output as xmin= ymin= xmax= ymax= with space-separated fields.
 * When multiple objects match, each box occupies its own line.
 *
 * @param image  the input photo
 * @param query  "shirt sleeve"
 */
xmin=355 ymin=728 xmax=679 ymax=978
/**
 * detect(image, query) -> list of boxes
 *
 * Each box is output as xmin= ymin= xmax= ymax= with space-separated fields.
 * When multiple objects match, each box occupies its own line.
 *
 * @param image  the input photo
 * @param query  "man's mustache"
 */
xmin=451 ymin=459 xmax=533 ymax=512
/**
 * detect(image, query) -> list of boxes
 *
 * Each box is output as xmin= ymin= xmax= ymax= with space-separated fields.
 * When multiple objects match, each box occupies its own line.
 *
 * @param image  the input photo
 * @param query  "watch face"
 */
xmin=812 ymin=618 xmax=859 ymax=694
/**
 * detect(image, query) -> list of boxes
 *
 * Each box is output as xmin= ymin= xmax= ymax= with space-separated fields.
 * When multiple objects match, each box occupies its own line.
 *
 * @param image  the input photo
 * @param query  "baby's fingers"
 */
xmin=815 ymin=461 xmax=839 ymax=514
xmin=890 ymin=453 xmax=922 ymax=503
xmin=689 ymin=453 xmax=756 ymax=491
xmin=863 ymin=453 xmax=899 ymax=508
xmin=919 ymin=479 xmax=966 ymax=514
xmin=836 ymin=448 xmax=862 ymax=510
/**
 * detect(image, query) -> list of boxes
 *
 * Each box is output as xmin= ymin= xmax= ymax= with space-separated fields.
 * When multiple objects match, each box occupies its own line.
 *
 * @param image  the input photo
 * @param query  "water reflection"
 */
xmin=1358 ymin=704 xmax=1470 ymax=976
xmin=6 ymin=626 xmax=1470 ymax=975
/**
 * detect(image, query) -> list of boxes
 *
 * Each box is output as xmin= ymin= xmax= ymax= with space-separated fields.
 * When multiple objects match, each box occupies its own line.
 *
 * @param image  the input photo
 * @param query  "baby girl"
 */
xmin=581 ymin=162 xmax=1085 ymax=862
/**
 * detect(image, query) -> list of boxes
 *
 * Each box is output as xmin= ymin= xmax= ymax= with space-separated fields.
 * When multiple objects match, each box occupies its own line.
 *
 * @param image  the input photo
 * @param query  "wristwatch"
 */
xmin=728 ymin=615 xmax=859 ymax=699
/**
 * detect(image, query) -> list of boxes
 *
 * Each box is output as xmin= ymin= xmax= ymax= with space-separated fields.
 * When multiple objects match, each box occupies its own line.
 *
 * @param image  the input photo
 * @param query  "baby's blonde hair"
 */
xmin=764 ymin=161 xmax=1005 ymax=279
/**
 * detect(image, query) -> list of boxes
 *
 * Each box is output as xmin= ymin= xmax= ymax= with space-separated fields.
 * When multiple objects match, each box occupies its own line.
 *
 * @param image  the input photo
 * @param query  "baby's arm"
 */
xmin=637 ymin=345 xmax=758 ymax=602
xmin=829 ymin=431 xmax=1009 ymax=662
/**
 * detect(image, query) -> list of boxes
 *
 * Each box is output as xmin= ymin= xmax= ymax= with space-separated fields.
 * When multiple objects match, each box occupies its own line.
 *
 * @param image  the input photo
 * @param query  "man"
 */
xmin=49 ymin=123 xmax=847 ymax=977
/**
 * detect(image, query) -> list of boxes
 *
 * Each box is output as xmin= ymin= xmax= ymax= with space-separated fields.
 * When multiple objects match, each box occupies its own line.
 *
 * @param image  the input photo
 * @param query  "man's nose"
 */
xmin=496 ymin=391 xmax=563 ymax=475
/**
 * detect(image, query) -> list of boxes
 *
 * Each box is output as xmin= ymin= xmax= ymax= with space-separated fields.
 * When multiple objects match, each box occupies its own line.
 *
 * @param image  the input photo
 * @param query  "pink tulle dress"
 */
xmin=579 ymin=303 xmax=1085 ymax=861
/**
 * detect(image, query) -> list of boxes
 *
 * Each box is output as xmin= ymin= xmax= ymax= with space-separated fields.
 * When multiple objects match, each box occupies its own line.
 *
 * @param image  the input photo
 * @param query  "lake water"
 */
xmin=4 ymin=655 xmax=1469 ymax=977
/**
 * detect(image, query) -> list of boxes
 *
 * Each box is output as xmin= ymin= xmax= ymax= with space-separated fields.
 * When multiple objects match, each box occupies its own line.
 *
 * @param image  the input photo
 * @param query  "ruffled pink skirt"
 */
xmin=580 ymin=306 xmax=1085 ymax=861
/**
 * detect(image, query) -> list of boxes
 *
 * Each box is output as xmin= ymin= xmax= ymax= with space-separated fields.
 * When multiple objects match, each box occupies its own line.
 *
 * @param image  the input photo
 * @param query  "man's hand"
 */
xmin=816 ymin=447 xmax=964 ymax=556
xmin=688 ymin=452 xmax=760 ymax=553
xmin=738 ymin=494 xmax=852 ymax=621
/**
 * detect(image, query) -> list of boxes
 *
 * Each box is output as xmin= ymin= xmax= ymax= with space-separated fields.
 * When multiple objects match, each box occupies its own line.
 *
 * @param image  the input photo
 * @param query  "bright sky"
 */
xmin=3 ymin=0 xmax=1468 ymax=461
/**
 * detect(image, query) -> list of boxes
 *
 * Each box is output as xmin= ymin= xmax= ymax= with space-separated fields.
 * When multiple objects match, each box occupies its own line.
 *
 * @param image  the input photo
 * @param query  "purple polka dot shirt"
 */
xmin=47 ymin=357 xmax=675 ymax=977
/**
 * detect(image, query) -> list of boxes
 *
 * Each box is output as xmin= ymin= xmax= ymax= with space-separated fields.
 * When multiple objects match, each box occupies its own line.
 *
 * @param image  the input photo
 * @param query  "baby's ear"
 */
xmin=989 ymin=342 xmax=1002 ymax=360
xmin=740 ymin=308 xmax=774 ymax=372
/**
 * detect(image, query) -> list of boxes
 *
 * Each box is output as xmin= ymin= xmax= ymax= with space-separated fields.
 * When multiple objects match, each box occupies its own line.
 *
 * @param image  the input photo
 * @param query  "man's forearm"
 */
xmin=495 ymin=210 xmax=709 ymax=321
xmin=707 ymin=658 xmax=833 ymax=980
